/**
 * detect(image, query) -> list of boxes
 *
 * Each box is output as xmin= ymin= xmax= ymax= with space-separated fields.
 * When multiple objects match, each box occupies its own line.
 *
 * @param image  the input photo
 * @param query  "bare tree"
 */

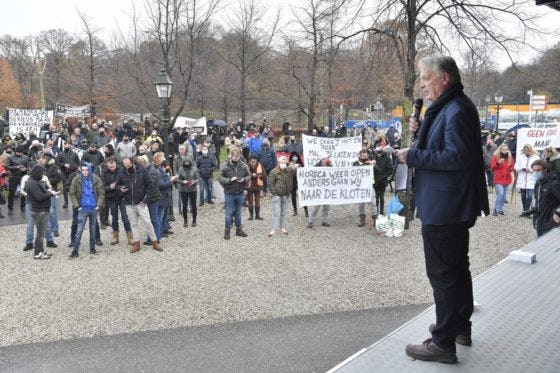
xmin=341 ymin=0 xmax=547 ymax=101
xmin=36 ymin=29 xmax=74 ymax=104
xmin=217 ymin=0 xmax=279 ymax=124
xmin=77 ymin=11 xmax=109 ymax=119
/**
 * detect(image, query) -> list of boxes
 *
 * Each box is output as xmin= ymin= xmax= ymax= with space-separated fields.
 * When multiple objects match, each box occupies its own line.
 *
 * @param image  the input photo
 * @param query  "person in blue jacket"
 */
xmin=257 ymin=138 xmax=277 ymax=196
xmin=397 ymin=55 xmax=489 ymax=364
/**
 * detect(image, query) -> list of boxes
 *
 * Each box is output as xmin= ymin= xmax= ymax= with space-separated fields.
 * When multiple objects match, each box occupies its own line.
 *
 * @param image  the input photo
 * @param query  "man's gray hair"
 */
xmin=420 ymin=55 xmax=462 ymax=83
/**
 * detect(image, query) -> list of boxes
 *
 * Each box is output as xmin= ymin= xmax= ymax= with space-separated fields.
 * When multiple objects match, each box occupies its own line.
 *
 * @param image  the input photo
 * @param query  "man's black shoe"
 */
xmin=68 ymin=242 xmax=74 ymax=248
xmin=429 ymin=324 xmax=472 ymax=346
xmin=322 ymin=222 xmax=330 ymax=227
xmin=405 ymin=338 xmax=457 ymax=364
xmin=46 ymin=241 xmax=58 ymax=248
xmin=207 ymin=200 xmax=215 ymax=205
xmin=54 ymin=231 xmax=60 ymax=237
xmin=90 ymin=248 xmax=98 ymax=255
xmin=96 ymin=239 xmax=103 ymax=246
xmin=23 ymin=243 xmax=33 ymax=251
xmin=62 ymin=203 xmax=68 ymax=208
xmin=69 ymin=251 xmax=79 ymax=259
xmin=168 ymin=215 xmax=175 ymax=221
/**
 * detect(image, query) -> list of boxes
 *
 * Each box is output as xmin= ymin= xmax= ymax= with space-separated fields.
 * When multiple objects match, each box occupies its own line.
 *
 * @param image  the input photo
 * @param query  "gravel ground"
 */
xmin=0 ymin=192 xmax=535 ymax=347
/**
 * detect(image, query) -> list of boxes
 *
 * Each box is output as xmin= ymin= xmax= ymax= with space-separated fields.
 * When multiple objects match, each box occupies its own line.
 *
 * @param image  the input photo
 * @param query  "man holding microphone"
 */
xmin=397 ymin=55 xmax=489 ymax=364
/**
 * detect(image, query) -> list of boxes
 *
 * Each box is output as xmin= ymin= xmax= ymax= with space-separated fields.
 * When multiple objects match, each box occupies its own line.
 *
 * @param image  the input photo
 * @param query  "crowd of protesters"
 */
xmin=1 ymin=116 xmax=559 ymax=259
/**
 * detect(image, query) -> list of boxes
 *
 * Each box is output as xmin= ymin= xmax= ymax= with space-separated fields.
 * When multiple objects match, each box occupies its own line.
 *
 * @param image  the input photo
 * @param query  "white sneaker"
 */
xmin=268 ymin=230 xmax=276 ymax=237
xmin=281 ymin=228 xmax=288 ymax=235
xmin=33 ymin=252 xmax=52 ymax=260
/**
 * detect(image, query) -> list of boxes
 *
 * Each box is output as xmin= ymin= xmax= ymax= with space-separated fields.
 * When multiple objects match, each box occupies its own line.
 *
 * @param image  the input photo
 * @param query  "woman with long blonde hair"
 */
xmin=514 ymin=144 xmax=540 ymax=214
xmin=490 ymin=144 xmax=514 ymax=216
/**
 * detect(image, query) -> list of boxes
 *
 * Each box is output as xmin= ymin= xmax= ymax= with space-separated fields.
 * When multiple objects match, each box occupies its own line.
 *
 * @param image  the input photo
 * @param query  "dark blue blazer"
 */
xmin=407 ymin=95 xmax=489 ymax=225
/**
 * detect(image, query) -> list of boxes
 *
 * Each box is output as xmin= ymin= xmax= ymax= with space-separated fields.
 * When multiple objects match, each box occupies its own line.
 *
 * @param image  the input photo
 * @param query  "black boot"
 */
xmin=224 ymin=228 xmax=231 ymax=239
xmin=248 ymin=207 xmax=254 ymax=220
xmin=191 ymin=214 xmax=197 ymax=227
xmin=255 ymin=207 xmax=263 ymax=220
xmin=183 ymin=217 xmax=188 ymax=228
xmin=236 ymin=226 xmax=248 ymax=237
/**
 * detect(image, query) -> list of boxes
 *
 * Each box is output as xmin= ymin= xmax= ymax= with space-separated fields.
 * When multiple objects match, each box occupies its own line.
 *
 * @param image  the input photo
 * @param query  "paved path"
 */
xmin=0 ymin=304 xmax=428 ymax=373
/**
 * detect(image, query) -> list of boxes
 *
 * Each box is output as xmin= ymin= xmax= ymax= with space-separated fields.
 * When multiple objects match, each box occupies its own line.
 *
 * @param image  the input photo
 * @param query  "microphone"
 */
xmin=412 ymin=98 xmax=423 ymax=141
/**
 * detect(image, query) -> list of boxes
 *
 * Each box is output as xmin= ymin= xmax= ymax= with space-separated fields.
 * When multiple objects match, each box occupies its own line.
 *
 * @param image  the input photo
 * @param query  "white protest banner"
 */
xmin=55 ymin=103 xmax=91 ymax=117
xmin=8 ymin=108 xmax=53 ymax=138
xmin=297 ymin=166 xmax=374 ymax=207
xmin=302 ymin=134 xmax=362 ymax=167
xmin=516 ymin=126 xmax=560 ymax=156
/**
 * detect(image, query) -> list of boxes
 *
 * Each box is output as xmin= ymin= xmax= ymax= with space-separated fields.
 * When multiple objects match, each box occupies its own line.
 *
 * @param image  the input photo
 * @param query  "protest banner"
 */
xmin=174 ymin=116 xmax=207 ymax=135
xmin=297 ymin=166 xmax=374 ymax=207
xmin=516 ymin=126 xmax=560 ymax=156
xmin=302 ymin=134 xmax=362 ymax=167
xmin=55 ymin=103 xmax=91 ymax=117
xmin=8 ymin=108 xmax=53 ymax=137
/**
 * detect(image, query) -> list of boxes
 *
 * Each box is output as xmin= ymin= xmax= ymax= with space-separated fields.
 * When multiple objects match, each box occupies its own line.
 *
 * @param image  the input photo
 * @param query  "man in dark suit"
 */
xmin=397 ymin=55 xmax=489 ymax=364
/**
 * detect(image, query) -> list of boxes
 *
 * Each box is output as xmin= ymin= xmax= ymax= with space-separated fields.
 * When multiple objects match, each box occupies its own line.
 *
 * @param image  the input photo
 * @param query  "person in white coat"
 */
xmin=514 ymin=144 xmax=540 ymax=215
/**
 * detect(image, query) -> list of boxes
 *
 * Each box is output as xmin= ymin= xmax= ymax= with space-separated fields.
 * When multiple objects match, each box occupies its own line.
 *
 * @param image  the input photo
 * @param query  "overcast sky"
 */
xmin=1 ymin=0 xmax=558 ymax=70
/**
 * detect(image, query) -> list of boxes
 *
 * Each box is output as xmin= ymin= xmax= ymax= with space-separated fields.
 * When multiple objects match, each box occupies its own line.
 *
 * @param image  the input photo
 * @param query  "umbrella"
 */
xmin=213 ymin=119 xmax=227 ymax=127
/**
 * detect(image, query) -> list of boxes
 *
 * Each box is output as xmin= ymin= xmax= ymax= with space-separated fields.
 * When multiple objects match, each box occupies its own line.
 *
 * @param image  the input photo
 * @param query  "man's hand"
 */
xmin=409 ymin=115 xmax=420 ymax=134
xmin=396 ymin=148 xmax=409 ymax=164
xmin=230 ymin=176 xmax=238 ymax=183
xmin=110 ymin=182 xmax=116 ymax=190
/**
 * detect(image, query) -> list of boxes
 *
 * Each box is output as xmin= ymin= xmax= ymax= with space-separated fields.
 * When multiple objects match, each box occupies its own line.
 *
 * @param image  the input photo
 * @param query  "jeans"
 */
xmin=26 ymin=204 xmax=53 ymax=244
xmin=199 ymin=177 xmax=213 ymax=203
xmin=158 ymin=206 xmax=169 ymax=234
xmin=520 ymin=189 xmax=534 ymax=212
xmin=70 ymin=208 xmax=100 ymax=244
xmin=147 ymin=200 xmax=161 ymax=241
xmin=180 ymin=191 xmax=197 ymax=224
xmin=73 ymin=208 xmax=98 ymax=252
xmin=31 ymin=211 xmax=49 ymax=255
xmin=494 ymin=184 xmax=509 ymax=213
xmin=271 ymin=195 xmax=288 ymax=231
xmin=224 ymin=193 xmax=244 ymax=228
xmin=308 ymin=205 xmax=330 ymax=224
xmin=126 ymin=204 xmax=156 ymax=243
xmin=107 ymin=199 xmax=131 ymax=232
xmin=485 ymin=170 xmax=494 ymax=187
xmin=48 ymin=196 xmax=59 ymax=233
xmin=422 ymin=221 xmax=474 ymax=352
xmin=8 ymin=177 xmax=23 ymax=210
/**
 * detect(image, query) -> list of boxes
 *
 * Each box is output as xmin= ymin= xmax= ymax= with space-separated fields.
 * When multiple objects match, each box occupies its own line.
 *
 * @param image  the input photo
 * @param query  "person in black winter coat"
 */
xmin=56 ymin=142 xmax=81 ymax=208
xmin=24 ymin=165 xmax=54 ymax=259
xmin=6 ymin=146 xmax=30 ymax=212
xmin=196 ymin=145 xmax=217 ymax=205
xmin=372 ymin=148 xmax=393 ymax=214
xmin=525 ymin=159 xmax=560 ymax=237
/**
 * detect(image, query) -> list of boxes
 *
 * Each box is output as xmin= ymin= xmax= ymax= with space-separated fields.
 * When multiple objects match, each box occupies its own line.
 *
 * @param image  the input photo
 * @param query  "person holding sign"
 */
xmin=397 ymin=55 xmax=489 ymax=364
xmin=268 ymin=156 xmax=295 ymax=237
xmin=307 ymin=153 xmax=332 ymax=229
xmin=353 ymin=149 xmax=378 ymax=228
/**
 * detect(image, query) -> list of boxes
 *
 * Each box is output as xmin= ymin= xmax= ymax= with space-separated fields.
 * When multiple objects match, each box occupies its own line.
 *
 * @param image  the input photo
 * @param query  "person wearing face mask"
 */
xmin=81 ymin=142 xmax=105 ymax=176
xmin=218 ymin=148 xmax=251 ymax=239
xmin=196 ymin=146 xmax=217 ymax=206
xmin=175 ymin=155 xmax=199 ymax=228
xmin=93 ymin=125 xmax=111 ymax=148
xmin=117 ymin=136 xmax=137 ymax=158
xmin=522 ymin=159 xmax=560 ymax=237
xmin=288 ymin=152 xmax=307 ymax=217
xmin=56 ymin=142 xmax=80 ymax=208
xmin=490 ymin=144 xmax=514 ymax=216
xmin=245 ymin=155 xmax=266 ymax=220
xmin=353 ymin=149 xmax=378 ymax=227
xmin=283 ymin=135 xmax=303 ymax=155
xmin=373 ymin=147 xmax=393 ymax=216
xmin=268 ymin=156 xmax=295 ymax=237
xmin=257 ymin=138 xmax=277 ymax=196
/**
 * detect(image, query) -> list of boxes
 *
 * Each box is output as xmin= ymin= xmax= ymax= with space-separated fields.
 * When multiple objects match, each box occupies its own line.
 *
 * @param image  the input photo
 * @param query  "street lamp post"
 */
xmin=154 ymin=69 xmax=174 ymax=160
xmin=494 ymin=91 xmax=503 ymax=133
xmin=485 ymin=95 xmax=491 ymax=130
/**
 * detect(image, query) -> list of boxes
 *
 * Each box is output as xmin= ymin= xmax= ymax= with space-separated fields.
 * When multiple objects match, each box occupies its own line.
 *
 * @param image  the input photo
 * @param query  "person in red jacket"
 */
xmin=490 ymin=144 xmax=514 ymax=216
